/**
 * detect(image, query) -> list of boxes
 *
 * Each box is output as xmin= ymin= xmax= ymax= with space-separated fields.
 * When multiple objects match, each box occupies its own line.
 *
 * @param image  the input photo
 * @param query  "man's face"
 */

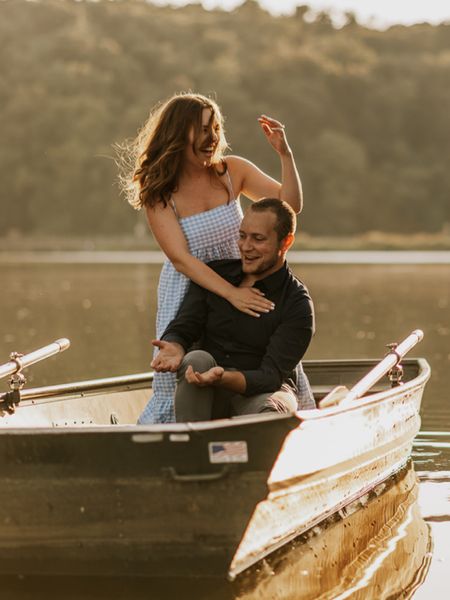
xmin=238 ymin=210 xmax=284 ymax=278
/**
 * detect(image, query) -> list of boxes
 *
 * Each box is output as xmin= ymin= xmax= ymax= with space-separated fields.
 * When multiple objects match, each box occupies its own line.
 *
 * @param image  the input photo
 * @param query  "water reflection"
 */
xmin=236 ymin=462 xmax=431 ymax=600
xmin=411 ymin=433 xmax=450 ymax=599
xmin=0 ymin=462 xmax=431 ymax=599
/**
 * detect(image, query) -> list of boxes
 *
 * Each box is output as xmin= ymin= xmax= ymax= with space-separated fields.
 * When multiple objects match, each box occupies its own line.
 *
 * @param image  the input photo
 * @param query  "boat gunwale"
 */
xmin=0 ymin=371 xmax=154 ymax=402
xmin=0 ymin=409 xmax=301 ymax=436
xmin=297 ymin=357 xmax=430 ymax=421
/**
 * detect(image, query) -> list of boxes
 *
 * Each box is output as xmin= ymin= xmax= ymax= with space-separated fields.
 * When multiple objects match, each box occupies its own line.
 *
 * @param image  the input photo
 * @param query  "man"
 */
xmin=151 ymin=198 xmax=315 ymax=421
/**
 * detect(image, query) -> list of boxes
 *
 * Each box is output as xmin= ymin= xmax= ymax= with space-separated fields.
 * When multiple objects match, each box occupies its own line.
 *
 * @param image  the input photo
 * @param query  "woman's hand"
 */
xmin=227 ymin=286 xmax=275 ymax=317
xmin=258 ymin=115 xmax=291 ymax=156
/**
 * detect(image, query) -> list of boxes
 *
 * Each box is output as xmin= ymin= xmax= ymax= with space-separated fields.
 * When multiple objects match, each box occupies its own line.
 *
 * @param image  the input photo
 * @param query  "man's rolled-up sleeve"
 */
xmin=241 ymin=296 xmax=314 ymax=396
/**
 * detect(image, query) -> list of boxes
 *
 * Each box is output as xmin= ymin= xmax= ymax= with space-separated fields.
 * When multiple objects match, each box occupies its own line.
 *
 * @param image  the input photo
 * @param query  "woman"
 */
xmin=123 ymin=92 xmax=305 ymax=423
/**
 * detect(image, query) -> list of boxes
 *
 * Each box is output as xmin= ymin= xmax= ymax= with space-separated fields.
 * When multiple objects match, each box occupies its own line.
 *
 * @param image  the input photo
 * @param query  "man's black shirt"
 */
xmin=162 ymin=259 xmax=315 ymax=396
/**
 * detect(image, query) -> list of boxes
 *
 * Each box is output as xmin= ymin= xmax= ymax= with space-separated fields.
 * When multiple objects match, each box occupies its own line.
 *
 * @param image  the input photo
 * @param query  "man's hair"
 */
xmin=248 ymin=198 xmax=297 ymax=241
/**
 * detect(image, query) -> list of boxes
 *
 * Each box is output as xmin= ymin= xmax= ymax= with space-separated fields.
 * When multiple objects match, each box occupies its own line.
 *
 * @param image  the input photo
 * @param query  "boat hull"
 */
xmin=0 ymin=416 xmax=298 ymax=577
xmin=0 ymin=358 xmax=431 ymax=578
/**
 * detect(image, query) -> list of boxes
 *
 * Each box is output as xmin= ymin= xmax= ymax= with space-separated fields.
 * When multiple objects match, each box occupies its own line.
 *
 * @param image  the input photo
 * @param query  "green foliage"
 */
xmin=0 ymin=0 xmax=449 ymax=237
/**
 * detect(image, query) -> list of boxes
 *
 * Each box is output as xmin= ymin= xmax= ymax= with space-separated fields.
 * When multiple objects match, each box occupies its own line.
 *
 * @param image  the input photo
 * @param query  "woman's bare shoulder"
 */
xmin=223 ymin=155 xmax=257 ymax=183
xmin=224 ymin=155 xmax=253 ymax=170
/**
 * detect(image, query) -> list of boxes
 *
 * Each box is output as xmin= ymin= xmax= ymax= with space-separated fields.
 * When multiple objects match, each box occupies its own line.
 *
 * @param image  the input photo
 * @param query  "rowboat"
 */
xmin=0 ymin=331 xmax=430 ymax=579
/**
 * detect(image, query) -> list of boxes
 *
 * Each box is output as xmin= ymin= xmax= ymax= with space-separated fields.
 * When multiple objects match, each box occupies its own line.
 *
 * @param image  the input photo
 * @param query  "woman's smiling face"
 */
xmin=185 ymin=108 xmax=221 ymax=168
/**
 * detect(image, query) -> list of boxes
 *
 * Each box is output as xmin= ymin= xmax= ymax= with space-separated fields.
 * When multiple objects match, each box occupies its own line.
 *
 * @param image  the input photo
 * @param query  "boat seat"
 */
xmin=318 ymin=386 xmax=349 ymax=409
xmin=316 ymin=383 xmax=392 ymax=409
xmin=312 ymin=383 xmax=388 ymax=401
xmin=311 ymin=385 xmax=336 ymax=398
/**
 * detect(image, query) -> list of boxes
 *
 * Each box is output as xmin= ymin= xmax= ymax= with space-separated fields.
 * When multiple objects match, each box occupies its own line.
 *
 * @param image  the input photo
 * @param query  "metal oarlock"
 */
xmin=386 ymin=342 xmax=404 ymax=387
xmin=0 ymin=339 xmax=70 ymax=381
xmin=337 ymin=330 xmax=423 ymax=405
xmin=0 ymin=339 xmax=71 ymax=413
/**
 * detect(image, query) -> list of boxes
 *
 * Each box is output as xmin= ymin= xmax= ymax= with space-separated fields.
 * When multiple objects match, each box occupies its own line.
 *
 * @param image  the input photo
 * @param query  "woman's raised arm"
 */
xmin=226 ymin=115 xmax=303 ymax=213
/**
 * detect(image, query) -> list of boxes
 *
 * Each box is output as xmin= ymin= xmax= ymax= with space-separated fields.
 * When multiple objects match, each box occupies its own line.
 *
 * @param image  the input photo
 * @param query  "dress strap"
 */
xmin=170 ymin=197 xmax=179 ymax=219
xmin=225 ymin=168 xmax=235 ymax=201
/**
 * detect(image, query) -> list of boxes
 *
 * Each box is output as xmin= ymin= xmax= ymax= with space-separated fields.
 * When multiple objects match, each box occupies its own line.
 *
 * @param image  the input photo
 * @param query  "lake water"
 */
xmin=0 ymin=257 xmax=449 ymax=598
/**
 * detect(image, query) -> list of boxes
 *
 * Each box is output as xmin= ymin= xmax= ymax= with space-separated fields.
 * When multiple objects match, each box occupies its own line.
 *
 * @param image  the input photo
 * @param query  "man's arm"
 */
xmin=161 ymin=280 xmax=209 ymax=350
xmin=240 ymin=295 xmax=314 ymax=396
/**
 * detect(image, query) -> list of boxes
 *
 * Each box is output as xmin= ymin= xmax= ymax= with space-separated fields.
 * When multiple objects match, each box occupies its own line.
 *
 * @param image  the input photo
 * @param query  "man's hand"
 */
xmin=185 ymin=364 xmax=224 ymax=387
xmin=150 ymin=340 xmax=185 ymax=372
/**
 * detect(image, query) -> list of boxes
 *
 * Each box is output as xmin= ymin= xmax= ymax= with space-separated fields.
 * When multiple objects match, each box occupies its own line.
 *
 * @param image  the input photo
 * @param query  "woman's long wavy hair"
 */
xmin=120 ymin=93 xmax=229 ymax=210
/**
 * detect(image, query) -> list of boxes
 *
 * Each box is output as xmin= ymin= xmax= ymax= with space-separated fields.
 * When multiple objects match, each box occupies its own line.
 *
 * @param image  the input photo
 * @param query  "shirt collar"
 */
xmin=226 ymin=260 xmax=289 ymax=293
xmin=225 ymin=260 xmax=245 ymax=286
xmin=253 ymin=261 xmax=289 ymax=293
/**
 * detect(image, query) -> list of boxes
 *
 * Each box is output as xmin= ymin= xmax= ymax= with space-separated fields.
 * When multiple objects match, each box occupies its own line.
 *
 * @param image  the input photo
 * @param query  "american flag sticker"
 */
xmin=208 ymin=441 xmax=248 ymax=464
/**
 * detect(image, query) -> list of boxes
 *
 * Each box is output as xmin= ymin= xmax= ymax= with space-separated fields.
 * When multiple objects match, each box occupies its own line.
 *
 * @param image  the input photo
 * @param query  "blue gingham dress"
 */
xmin=138 ymin=183 xmax=243 ymax=424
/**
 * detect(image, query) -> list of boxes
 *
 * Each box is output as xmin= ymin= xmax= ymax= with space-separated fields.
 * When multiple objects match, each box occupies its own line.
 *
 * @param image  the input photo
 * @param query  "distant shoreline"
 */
xmin=2 ymin=250 xmax=450 ymax=265
xmin=2 ymin=231 xmax=450 ymax=253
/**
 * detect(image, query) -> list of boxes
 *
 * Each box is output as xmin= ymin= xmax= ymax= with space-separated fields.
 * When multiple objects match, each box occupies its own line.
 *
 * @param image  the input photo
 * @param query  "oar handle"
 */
xmin=343 ymin=329 xmax=424 ymax=404
xmin=0 ymin=338 xmax=71 ymax=380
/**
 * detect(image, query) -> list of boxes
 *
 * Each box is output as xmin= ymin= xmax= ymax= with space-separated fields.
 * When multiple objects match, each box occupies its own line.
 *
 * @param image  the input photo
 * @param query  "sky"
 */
xmin=150 ymin=0 xmax=450 ymax=28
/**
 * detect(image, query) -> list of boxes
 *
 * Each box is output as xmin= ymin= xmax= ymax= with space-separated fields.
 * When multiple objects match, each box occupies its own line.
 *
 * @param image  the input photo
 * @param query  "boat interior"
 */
xmin=0 ymin=358 xmax=428 ymax=428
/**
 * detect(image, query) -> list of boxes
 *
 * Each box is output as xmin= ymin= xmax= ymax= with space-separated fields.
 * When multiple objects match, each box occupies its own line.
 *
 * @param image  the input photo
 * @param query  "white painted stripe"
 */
xmin=131 ymin=433 xmax=164 ymax=443
xmin=414 ymin=441 xmax=450 ymax=449
xmin=2 ymin=250 xmax=450 ymax=264
xmin=169 ymin=433 xmax=190 ymax=442
xmin=416 ymin=431 xmax=450 ymax=436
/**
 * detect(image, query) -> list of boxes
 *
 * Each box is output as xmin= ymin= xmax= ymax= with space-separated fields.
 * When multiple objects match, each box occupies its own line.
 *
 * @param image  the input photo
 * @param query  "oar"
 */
xmin=0 ymin=338 xmax=71 ymax=380
xmin=319 ymin=329 xmax=424 ymax=409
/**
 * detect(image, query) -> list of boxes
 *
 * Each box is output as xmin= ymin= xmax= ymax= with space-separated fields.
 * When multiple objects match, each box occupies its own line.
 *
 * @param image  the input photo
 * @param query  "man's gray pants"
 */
xmin=175 ymin=350 xmax=300 ymax=422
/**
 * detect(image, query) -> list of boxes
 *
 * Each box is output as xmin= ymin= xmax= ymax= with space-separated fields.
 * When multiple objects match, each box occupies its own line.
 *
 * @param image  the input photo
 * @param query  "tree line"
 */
xmin=1 ymin=0 xmax=449 ymax=238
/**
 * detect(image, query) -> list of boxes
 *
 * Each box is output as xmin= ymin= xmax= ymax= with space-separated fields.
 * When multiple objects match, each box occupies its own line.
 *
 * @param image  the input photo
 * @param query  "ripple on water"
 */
xmin=412 ymin=431 xmax=450 ymax=599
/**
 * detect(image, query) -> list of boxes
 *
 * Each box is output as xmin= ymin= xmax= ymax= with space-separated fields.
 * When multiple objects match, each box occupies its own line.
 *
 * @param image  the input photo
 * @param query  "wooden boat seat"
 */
xmin=311 ymin=385 xmax=338 ymax=399
xmin=318 ymin=386 xmax=349 ymax=408
xmin=313 ymin=384 xmax=390 ymax=409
